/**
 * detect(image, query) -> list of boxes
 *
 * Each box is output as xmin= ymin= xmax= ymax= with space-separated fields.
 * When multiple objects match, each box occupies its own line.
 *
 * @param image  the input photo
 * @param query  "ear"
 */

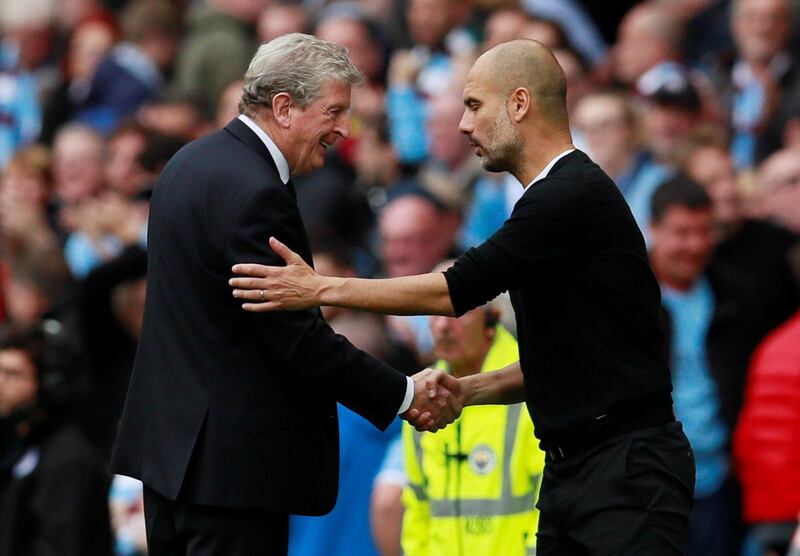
xmin=271 ymin=93 xmax=293 ymax=128
xmin=509 ymin=87 xmax=531 ymax=123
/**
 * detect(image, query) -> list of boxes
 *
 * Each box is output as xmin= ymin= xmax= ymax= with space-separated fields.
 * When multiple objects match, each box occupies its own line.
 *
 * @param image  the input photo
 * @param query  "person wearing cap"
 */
xmin=628 ymin=70 xmax=704 ymax=241
xmin=231 ymin=39 xmax=695 ymax=554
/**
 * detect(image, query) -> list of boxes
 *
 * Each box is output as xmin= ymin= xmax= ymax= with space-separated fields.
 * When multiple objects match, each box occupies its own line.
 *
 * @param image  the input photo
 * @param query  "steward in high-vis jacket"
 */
xmin=402 ymin=309 xmax=544 ymax=556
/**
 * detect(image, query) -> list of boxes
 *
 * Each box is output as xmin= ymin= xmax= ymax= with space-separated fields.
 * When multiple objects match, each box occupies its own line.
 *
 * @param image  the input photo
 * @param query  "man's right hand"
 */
xmin=231 ymin=237 xmax=323 ymax=311
xmin=401 ymin=369 xmax=464 ymax=432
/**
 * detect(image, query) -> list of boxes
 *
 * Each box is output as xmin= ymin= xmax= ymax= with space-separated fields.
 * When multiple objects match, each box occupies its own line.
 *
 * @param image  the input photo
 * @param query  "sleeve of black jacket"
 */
xmin=226 ymin=185 xmax=408 ymax=431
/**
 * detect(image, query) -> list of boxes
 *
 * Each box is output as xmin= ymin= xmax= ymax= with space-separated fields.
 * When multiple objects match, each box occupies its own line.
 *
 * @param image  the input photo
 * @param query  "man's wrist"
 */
xmin=318 ymin=275 xmax=344 ymax=306
xmin=397 ymin=376 xmax=415 ymax=414
xmin=460 ymin=374 xmax=476 ymax=406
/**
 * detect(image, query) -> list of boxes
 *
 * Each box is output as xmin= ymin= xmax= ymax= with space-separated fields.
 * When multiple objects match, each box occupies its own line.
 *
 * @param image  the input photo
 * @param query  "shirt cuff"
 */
xmin=397 ymin=376 xmax=415 ymax=414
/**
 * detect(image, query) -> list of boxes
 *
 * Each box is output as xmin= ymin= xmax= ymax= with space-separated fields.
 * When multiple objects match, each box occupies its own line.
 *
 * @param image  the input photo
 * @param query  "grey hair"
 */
xmin=239 ymin=33 xmax=362 ymax=117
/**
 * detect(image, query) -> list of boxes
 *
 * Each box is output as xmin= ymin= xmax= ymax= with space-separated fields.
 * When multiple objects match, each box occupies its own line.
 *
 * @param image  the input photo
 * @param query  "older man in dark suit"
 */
xmin=110 ymin=34 xmax=461 ymax=556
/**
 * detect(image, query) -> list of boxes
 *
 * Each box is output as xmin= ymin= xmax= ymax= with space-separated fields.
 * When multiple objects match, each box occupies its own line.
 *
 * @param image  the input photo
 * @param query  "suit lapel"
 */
xmin=224 ymin=118 xmax=282 ymax=176
xmin=224 ymin=119 xmax=314 ymax=269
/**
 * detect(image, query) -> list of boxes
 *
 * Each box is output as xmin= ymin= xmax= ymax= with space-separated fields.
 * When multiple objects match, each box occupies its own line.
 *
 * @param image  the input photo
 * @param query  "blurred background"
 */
xmin=0 ymin=0 xmax=799 ymax=555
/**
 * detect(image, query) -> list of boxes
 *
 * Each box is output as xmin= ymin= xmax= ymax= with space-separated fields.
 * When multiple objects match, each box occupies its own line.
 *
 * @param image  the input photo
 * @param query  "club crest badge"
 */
xmin=468 ymin=444 xmax=497 ymax=475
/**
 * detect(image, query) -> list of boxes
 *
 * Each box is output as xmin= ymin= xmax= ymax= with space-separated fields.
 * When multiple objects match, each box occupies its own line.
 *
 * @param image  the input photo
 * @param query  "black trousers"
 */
xmin=143 ymin=486 xmax=290 ymax=556
xmin=536 ymin=421 xmax=695 ymax=555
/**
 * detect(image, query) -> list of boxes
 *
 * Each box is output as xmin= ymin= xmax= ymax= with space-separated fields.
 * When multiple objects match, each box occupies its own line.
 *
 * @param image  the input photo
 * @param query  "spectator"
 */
xmin=52 ymin=0 xmax=109 ymax=37
xmin=419 ymin=91 xmax=482 ymax=211
xmin=734 ymin=253 xmax=800 ymax=556
xmin=614 ymin=2 xmax=687 ymax=88
xmin=0 ymin=324 xmax=112 ymax=556
xmin=354 ymin=117 xmax=401 ymax=194
xmin=679 ymin=132 xmax=799 ymax=330
xmin=315 ymin=9 xmax=389 ymax=127
xmin=63 ymin=190 xmax=148 ymax=278
xmin=51 ymin=123 xmax=106 ymax=234
xmin=257 ymin=2 xmax=308 ymax=44
xmin=386 ymin=0 xmax=476 ymax=164
xmin=136 ymin=95 xmax=211 ymax=141
xmin=104 ymin=122 xmax=152 ymax=197
xmin=39 ymin=14 xmax=119 ymax=144
xmin=79 ymin=244 xmax=147 ymax=456
xmin=754 ymin=146 xmax=800 ymax=234
xmin=379 ymin=191 xmax=460 ymax=359
xmin=0 ymin=0 xmax=56 ymax=81
xmin=370 ymin=434 xmax=406 ymax=556
xmin=0 ymin=146 xmax=58 ymax=256
xmin=379 ymin=192 xmax=459 ymax=280
xmin=631 ymin=75 xmax=705 ymax=237
xmin=292 ymin=147 xmax=374 ymax=258
xmin=0 ymin=22 xmax=43 ymax=167
xmin=520 ymin=0 xmax=607 ymax=67
xmin=2 ymin=248 xmax=75 ymax=330
xmin=171 ymin=0 xmax=264 ymax=118
xmin=482 ymin=8 xmax=530 ymax=51
xmin=574 ymin=92 xmax=641 ymax=191
xmin=572 ymin=90 xmax=668 ymax=236
xmin=216 ymin=79 xmax=245 ymax=129
xmin=649 ymin=177 xmax=766 ymax=556
xmin=712 ymin=0 xmax=799 ymax=166
xmin=640 ymin=71 xmax=705 ymax=168
xmin=401 ymin=282 xmax=544 ymax=556
xmin=521 ymin=17 xmax=566 ymax=50
xmin=76 ymin=0 xmax=182 ymax=133
xmin=552 ymin=47 xmax=591 ymax=116
xmin=681 ymin=0 xmax=734 ymax=65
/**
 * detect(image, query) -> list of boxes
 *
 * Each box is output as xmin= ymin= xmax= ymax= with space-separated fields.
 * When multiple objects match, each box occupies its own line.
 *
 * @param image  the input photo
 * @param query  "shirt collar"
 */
xmin=526 ymin=148 xmax=576 ymax=188
xmin=237 ymin=114 xmax=290 ymax=184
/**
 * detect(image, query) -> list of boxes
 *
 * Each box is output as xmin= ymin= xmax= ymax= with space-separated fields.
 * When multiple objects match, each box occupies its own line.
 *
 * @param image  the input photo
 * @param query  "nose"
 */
xmin=335 ymin=112 xmax=351 ymax=140
xmin=458 ymin=109 xmax=473 ymax=136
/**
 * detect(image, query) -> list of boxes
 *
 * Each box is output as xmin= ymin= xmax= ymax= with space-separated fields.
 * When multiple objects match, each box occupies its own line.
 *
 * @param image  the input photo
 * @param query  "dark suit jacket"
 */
xmin=0 ymin=423 xmax=113 ymax=556
xmin=110 ymin=118 xmax=408 ymax=514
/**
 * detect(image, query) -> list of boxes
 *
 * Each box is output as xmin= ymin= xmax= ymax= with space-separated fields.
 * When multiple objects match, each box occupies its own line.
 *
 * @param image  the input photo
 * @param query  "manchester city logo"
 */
xmin=468 ymin=444 xmax=497 ymax=475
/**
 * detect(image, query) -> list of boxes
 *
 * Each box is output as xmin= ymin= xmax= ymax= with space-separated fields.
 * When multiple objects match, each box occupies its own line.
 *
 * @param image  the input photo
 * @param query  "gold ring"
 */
xmin=259 ymin=289 xmax=265 ymax=301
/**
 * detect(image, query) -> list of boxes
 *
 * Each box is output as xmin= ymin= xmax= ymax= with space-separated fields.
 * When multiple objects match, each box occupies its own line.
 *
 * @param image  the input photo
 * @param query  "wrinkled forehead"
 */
xmin=463 ymin=61 xmax=499 ymax=102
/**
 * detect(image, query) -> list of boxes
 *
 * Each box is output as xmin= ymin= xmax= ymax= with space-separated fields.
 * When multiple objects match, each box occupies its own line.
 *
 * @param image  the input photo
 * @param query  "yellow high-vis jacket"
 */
xmin=401 ymin=325 xmax=545 ymax=556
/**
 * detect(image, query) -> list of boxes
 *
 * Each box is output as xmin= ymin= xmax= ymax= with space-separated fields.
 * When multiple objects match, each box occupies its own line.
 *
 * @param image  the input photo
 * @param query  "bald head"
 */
xmin=473 ymin=39 xmax=568 ymax=126
xmin=459 ymin=39 xmax=574 ymax=183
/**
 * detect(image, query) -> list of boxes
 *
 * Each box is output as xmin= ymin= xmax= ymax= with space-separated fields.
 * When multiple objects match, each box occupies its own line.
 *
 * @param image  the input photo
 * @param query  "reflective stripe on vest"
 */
xmin=425 ymin=404 xmax=536 ymax=518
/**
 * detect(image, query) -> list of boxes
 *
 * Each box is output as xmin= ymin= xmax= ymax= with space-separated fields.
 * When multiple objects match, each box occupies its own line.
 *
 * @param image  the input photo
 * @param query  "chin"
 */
xmin=481 ymin=158 xmax=507 ymax=173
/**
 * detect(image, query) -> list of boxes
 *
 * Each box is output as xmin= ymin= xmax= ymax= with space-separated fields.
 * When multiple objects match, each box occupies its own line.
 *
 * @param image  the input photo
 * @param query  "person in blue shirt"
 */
xmin=648 ymin=176 xmax=767 ymax=556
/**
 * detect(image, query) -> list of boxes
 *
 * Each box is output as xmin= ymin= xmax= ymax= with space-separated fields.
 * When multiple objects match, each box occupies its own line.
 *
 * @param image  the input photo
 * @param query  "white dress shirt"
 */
xmin=237 ymin=114 xmax=416 ymax=414
xmin=237 ymin=114 xmax=290 ymax=184
xmin=525 ymin=148 xmax=576 ymax=189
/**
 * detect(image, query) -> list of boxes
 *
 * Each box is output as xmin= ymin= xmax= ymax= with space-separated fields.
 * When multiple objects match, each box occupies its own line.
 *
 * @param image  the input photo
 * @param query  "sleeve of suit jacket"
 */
xmin=226 ymin=184 xmax=408 ymax=431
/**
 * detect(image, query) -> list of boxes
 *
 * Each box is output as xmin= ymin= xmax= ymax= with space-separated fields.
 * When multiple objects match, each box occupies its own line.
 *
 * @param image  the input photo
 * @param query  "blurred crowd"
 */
xmin=0 ymin=0 xmax=799 ymax=554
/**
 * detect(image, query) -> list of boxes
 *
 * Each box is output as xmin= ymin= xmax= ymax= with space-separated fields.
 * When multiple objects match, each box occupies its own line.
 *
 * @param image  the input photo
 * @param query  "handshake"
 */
xmin=401 ymin=368 xmax=466 ymax=432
